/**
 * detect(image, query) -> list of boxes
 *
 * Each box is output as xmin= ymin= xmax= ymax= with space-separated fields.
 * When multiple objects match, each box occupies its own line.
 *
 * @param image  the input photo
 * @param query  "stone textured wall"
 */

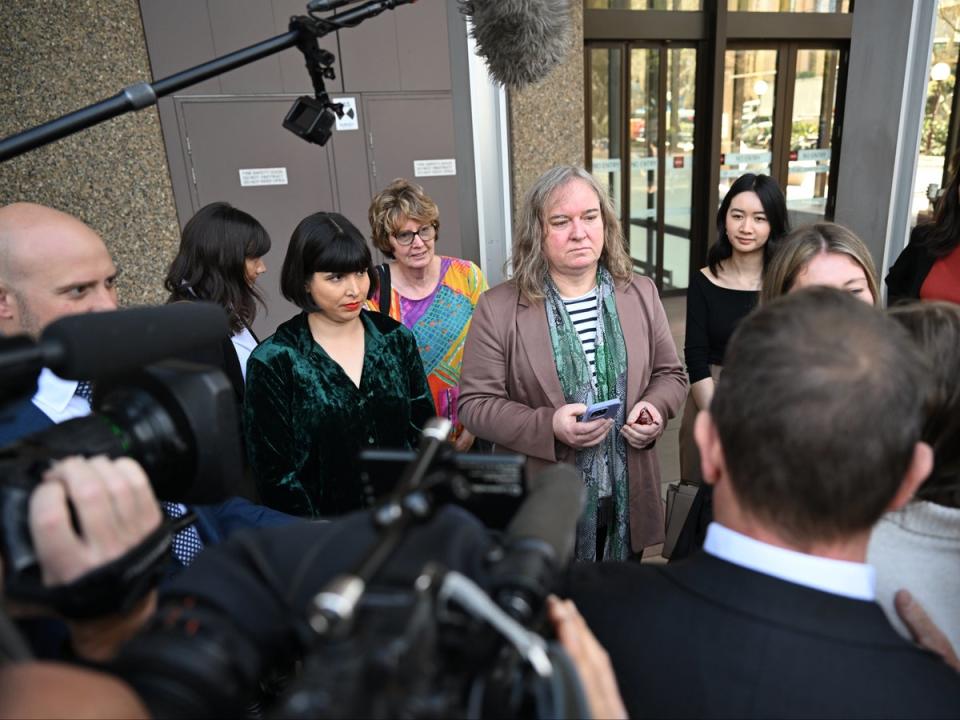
xmin=507 ymin=1 xmax=585 ymax=216
xmin=0 ymin=0 xmax=179 ymax=306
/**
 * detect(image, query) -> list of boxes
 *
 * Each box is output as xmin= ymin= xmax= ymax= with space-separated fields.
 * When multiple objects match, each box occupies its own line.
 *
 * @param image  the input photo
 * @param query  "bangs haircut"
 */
xmin=709 ymin=173 xmax=790 ymax=277
xmin=281 ymin=211 xmax=378 ymax=312
xmin=163 ymin=201 xmax=271 ymax=332
xmin=368 ymin=178 xmax=440 ymax=258
xmin=244 ymin=220 xmax=271 ymax=259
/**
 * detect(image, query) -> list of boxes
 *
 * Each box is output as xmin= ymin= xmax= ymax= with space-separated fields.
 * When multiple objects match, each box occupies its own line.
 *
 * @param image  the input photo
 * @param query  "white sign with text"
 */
xmin=239 ymin=167 xmax=288 ymax=187
xmin=414 ymin=158 xmax=457 ymax=177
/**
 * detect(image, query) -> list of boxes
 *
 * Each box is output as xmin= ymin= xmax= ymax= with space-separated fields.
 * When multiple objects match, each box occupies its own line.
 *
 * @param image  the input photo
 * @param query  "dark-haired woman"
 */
xmin=164 ymin=201 xmax=271 ymax=402
xmin=243 ymin=212 xmax=435 ymax=518
xmin=887 ymin=154 xmax=960 ymax=305
xmin=671 ymin=173 xmax=788 ymax=560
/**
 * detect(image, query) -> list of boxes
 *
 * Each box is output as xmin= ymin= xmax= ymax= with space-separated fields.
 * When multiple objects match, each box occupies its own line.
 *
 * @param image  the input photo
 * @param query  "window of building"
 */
xmin=584 ymin=0 xmax=851 ymax=292
xmin=727 ymin=0 xmax=848 ymax=12
xmin=914 ymin=0 xmax=960 ymax=224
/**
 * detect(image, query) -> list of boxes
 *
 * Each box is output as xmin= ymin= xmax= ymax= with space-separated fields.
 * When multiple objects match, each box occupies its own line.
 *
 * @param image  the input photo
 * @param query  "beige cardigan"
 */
xmin=458 ymin=274 xmax=687 ymax=551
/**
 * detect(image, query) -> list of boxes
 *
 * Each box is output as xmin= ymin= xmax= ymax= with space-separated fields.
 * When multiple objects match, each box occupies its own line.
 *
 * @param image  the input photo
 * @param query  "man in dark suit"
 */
xmin=567 ymin=287 xmax=960 ymax=718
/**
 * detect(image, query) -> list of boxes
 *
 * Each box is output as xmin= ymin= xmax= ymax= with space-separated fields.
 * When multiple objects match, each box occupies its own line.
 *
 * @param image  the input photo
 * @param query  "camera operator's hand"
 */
xmin=547 ymin=595 xmax=628 ymax=720
xmin=28 ymin=456 xmax=163 ymax=661
xmin=30 ymin=456 xmax=162 ymax=584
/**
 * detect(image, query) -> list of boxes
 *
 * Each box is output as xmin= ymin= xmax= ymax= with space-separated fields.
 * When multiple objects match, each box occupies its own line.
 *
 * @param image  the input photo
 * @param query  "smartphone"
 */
xmin=579 ymin=398 xmax=622 ymax=422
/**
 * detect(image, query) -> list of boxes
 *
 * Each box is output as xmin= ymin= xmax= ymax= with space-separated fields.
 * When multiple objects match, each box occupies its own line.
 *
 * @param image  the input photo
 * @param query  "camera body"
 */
xmin=0 ymin=360 xmax=241 ymax=596
xmin=283 ymin=95 xmax=339 ymax=146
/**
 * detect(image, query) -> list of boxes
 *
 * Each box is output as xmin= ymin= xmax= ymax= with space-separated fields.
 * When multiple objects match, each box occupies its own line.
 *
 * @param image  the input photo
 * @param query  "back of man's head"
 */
xmin=711 ymin=286 xmax=930 ymax=546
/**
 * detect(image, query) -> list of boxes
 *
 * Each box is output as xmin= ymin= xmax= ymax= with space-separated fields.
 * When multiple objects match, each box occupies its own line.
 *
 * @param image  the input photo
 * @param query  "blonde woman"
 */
xmin=673 ymin=221 xmax=879 ymax=560
xmin=458 ymin=165 xmax=686 ymax=561
xmin=366 ymin=179 xmax=487 ymax=451
xmin=761 ymin=222 xmax=880 ymax=305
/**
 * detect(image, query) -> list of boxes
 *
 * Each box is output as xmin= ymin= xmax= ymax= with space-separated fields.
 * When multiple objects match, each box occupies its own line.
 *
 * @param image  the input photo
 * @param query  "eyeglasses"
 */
xmin=393 ymin=224 xmax=437 ymax=246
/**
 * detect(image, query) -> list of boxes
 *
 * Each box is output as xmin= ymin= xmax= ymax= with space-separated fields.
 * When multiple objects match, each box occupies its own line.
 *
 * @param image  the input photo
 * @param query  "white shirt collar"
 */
xmin=703 ymin=522 xmax=876 ymax=601
xmin=31 ymin=368 xmax=90 ymax=423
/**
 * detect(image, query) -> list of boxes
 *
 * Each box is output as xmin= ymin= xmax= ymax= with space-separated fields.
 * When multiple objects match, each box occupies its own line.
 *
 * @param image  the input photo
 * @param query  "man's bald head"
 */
xmin=0 ymin=202 xmax=118 ymax=337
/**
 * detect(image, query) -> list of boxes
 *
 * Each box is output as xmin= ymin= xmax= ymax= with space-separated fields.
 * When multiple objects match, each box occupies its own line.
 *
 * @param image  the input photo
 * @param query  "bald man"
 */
xmin=0 ymin=202 xmax=118 ymax=338
xmin=0 ymin=201 xmax=296 ymax=574
xmin=0 ymin=203 xmax=119 ymax=443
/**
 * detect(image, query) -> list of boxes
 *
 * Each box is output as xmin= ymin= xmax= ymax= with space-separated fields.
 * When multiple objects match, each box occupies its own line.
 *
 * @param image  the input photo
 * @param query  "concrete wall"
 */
xmin=0 ymin=0 xmax=179 ymax=306
xmin=507 ymin=2 xmax=586 ymax=215
xmin=833 ymin=0 xmax=936 ymax=285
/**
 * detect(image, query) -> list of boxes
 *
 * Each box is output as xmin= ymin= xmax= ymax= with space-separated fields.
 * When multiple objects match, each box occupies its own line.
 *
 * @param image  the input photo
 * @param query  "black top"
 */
xmin=886 ymin=224 xmax=938 ymax=306
xmin=683 ymin=269 xmax=758 ymax=383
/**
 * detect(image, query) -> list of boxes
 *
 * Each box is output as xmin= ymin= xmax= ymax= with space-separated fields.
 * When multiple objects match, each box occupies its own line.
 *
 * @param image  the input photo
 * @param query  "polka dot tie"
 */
xmin=161 ymin=501 xmax=205 ymax=566
xmin=74 ymin=380 xmax=94 ymax=403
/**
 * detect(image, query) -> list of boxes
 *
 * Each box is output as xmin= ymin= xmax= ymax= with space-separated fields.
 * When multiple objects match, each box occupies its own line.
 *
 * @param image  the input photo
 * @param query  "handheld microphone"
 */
xmin=489 ymin=463 xmax=584 ymax=624
xmin=458 ymin=0 xmax=574 ymax=88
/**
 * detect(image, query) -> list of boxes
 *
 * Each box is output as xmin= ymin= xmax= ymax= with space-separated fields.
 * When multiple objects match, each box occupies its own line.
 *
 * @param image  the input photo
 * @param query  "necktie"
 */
xmin=74 ymin=380 xmax=94 ymax=403
xmin=160 ymin=501 xmax=205 ymax=566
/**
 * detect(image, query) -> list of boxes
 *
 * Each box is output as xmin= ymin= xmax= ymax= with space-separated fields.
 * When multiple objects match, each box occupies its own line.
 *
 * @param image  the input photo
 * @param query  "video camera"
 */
xmin=0 ymin=302 xmax=591 ymax=717
xmin=0 ymin=303 xmax=241 ymax=615
xmin=113 ymin=423 xmax=590 ymax=719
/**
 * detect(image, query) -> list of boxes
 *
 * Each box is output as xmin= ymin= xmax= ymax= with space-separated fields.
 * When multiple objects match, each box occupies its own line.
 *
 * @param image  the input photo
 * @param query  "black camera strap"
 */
xmin=376 ymin=263 xmax=391 ymax=316
xmin=5 ymin=515 xmax=184 ymax=620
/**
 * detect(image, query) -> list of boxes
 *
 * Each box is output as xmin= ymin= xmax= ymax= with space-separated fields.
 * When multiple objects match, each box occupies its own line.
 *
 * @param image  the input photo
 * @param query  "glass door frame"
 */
xmin=723 ymin=40 xmax=849 ymax=219
xmin=585 ymin=40 xmax=701 ymax=294
xmin=584 ymin=0 xmax=854 ymax=280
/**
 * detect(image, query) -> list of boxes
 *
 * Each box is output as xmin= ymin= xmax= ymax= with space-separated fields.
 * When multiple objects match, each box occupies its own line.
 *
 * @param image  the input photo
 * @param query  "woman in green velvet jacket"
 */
xmin=243 ymin=211 xmax=436 ymax=518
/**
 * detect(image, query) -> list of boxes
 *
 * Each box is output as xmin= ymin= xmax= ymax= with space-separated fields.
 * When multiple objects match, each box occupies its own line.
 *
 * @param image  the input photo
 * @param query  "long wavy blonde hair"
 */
xmin=510 ymin=166 xmax=633 ymax=301
xmin=760 ymin=222 xmax=880 ymax=306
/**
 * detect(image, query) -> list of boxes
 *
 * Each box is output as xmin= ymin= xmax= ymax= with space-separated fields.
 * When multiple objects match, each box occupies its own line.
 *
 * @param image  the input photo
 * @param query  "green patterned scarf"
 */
xmin=544 ymin=267 xmax=630 ymax=561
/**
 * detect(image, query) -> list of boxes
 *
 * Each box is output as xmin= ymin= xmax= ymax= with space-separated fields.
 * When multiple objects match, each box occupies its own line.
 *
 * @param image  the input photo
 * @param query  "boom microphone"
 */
xmin=490 ymin=463 xmax=584 ymax=623
xmin=458 ymin=0 xmax=574 ymax=88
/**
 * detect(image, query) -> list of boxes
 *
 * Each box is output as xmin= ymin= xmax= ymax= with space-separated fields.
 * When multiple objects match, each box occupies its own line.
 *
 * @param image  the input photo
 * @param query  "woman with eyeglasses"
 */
xmin=366 ymin=179 xmax=488 ymax=452
xmin=243 ymin=211 xmax=435 ymax=518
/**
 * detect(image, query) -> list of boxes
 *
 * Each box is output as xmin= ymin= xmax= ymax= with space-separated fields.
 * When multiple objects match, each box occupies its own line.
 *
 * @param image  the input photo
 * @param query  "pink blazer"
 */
xmin=458 ymin=274 xmax=687 ymax=551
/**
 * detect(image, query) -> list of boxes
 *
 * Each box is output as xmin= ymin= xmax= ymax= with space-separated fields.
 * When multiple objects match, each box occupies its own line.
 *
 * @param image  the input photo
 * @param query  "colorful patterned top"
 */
xmin=366 ymin=256 xmax=488 ymax=438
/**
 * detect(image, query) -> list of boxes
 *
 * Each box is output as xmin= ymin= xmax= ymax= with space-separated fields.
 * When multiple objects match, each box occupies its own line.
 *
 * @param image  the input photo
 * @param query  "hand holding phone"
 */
xmin=579 ymin=398 xmax=622 ymax=422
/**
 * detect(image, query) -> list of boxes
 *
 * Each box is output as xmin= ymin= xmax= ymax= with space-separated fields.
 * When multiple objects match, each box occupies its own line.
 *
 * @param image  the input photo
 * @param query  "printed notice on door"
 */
xmin=333 ymin=97 xmax=359 ymax=131
xmin=414 ymin=159 xmax=456 ymax=177
xmin=239 ymin=167 xmax=289 ymax=187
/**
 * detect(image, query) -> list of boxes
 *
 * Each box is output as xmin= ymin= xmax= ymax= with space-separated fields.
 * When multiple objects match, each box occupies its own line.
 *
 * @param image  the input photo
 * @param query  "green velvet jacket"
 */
xmin=243 ymin=310 xmax=435 ymax=518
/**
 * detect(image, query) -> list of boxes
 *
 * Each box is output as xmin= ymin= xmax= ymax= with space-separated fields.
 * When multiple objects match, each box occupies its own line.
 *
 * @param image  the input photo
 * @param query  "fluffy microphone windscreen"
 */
xmin=459 ymin=0 xmax=573 ymax=88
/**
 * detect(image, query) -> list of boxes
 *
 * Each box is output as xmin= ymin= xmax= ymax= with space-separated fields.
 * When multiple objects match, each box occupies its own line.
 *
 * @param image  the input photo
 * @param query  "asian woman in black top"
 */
xmin=672 ymin=173 xmax=788 ymax=559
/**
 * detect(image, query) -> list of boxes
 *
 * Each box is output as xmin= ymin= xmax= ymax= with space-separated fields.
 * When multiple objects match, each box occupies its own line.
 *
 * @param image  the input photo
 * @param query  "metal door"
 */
xmin=363 ymin=93 xmax=464 ymax=261
xmin=178 ymin=97 xmax=339 ymax=338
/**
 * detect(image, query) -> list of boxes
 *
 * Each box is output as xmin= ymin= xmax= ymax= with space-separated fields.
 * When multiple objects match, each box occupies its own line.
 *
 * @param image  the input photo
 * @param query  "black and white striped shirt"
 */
xmin=562 ymin=288 xmax=599 ymax=383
